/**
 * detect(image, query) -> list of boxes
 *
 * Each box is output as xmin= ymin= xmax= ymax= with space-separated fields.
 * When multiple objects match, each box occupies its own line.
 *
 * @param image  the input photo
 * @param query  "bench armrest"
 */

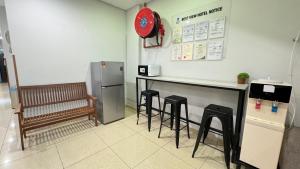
xmin=15 ymin=103 xmax=23 ymax=114
xmin=87 ymin=95 xmax=97 ymax=107
xmin=88 ymin=95 xmax=96 ymax=101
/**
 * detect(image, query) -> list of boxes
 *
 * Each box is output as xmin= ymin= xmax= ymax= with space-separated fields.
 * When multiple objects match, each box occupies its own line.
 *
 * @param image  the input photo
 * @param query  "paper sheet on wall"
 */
xmin=182 ymin=24 xmax=195 ymax=43
xmin=182 ymin=43 xmax=194 ymax=60
xmin=171 ymin=44 xmax=182 ymax=60
xmin=207 ymin=39 xmax=223 ymax=60
xmin=194 ymin=21 xmax=209 ymax=41
xmin=193 ymin=41 xmax=207 ymax=60
xmin=172 ymin=26 xmax=182 ymax=43
xmin=209 ymin=18 xmax=225 ymax=39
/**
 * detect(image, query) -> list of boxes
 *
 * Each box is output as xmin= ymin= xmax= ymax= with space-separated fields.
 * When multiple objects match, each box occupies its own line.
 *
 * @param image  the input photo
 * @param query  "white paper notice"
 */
xmin=182 ymin=43 xmax=194 ymax=60
xmin=263 ymin=85 xmax=275 ymax=93
xmin=171 ymin=44 xmax=182 ymax=61
xmin=207 ymin=39 xmax=224 ymax=60
xmin=194 ymin=21 xmax=209 ymax=41
xmin=193 ymin=42 xmax=207 ymax=60
xmin=209 ymin=18 xmax=225 ymax=39
xmin=182 ymin=24 xmax=195 ymax=43
xmin=172 ymin=26 xmax=182 ymax=44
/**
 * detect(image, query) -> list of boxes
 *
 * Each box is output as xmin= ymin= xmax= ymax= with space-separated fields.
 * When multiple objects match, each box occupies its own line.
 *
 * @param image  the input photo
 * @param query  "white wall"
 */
xmin=126 ymin=5 xmax=141 ymax=107
xmin=5 ymin=0 xmax=126 ymax=92
xmin=126 ymin=0 xmax=300 ymax=128
xmin=293 ymin=37 xmax=300 ymax=126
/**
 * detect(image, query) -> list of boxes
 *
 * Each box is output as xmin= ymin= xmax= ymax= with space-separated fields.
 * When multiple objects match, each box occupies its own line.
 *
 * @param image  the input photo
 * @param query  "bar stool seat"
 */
xmin=158 ymin=95 xmax=190 ymax=148
xmin=137 ymin=89 xmax=161 ymax=132
xmin=141 ymin=90 xmax=159 ymax=97
xmin=192 ymin=104 xmax=234 ymax=169
xmin=164 ymin=95 xmax=187 ymax=103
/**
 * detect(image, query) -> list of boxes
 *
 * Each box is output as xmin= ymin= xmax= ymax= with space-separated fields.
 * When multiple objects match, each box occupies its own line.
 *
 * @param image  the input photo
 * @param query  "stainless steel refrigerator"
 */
xmin=91 ymin=61 xmax=125 ymax=124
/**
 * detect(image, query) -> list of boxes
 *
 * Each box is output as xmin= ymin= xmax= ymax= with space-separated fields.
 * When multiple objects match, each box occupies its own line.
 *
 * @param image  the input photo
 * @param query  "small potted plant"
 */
xmin=237 ymin=72 xmax=249 ymax=84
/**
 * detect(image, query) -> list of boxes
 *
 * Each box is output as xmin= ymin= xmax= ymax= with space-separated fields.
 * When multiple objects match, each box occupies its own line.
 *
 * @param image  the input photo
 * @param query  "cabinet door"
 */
xmin=101 ymin=85 xmax=124 ymax=124
xmin=240 ymin=120 xmax=284 ymax=169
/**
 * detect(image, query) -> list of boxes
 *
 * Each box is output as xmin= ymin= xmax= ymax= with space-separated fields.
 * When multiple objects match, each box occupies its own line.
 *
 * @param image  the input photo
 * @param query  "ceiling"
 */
xmin=0 ymin=0 xmax=151 ymax=9
xmin=100 ymin=0 xmax=151 ymax=10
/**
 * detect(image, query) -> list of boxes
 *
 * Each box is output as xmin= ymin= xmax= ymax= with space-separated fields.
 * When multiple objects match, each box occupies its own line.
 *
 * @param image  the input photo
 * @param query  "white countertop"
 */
xmin=137 ymin=76 xmax=248 ymax=90
xmin=251 ymin=79 xmax=291 ymax=86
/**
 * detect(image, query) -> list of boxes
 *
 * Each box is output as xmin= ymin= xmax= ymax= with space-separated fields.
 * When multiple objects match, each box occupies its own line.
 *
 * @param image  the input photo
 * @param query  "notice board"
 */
xmin=171 ymin=1 xmax=230 ymax=61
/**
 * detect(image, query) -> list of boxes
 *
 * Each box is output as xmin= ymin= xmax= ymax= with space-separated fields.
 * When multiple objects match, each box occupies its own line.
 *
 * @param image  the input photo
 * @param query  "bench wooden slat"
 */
xmin=24 ymin=107 xmax=94 ymax=126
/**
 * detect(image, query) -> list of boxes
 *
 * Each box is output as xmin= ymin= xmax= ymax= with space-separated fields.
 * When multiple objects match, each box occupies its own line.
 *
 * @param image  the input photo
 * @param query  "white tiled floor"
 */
xmin=0 ymin=83 xmax=236 ymax=169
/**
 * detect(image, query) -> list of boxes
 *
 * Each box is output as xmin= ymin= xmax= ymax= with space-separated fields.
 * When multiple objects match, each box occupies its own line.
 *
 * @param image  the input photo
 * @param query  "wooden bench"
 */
xmin=15 ymin=82 xmax=98 ymax=150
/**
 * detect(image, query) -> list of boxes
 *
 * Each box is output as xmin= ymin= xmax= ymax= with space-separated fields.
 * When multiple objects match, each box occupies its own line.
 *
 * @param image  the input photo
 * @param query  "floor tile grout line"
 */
xmin=161 ymin=145 xmax=202 ymax=169
xmin=92 ymin=123 xmax=138 ymax=147
xmin=0 ymin=85 xmax=17 ymax=153
xmin=0 ymin=145 xmax=57 ymax=168
xmin=107 ymin=146 xmax=133 ymax=169
xmin=92 ymin=128 xmax=133 ymax=169
xmin=130 ymin=144 xmax=162 ymax=169
xmin=0 ymin=143 xmax=57 ymax=166
xmin=55 ymin=144 xmax=66 ymax=169
xmin=0 ymin=122 xmax=98 ymax=167
xmin=0 ymin=115 xmax=13 ymax=153
xmin=93 ymin=122 xmax=164 ymax=168
xmin=56 ymin=129 xmax=112 ymax=168
xmin=119 ymin=115 xmax=161 ymax=132
xmin=136 ymin=129 xmax=173 ymax=148
xmin=97 ymin=124 xmax=161 ymax=169
xmin=161 ymin=141 xmax=208 ymax=169
xmin=197 ymin=159 xmax=209 ymax=169
xmin=62 ymin=146 xmax=111 ymax=169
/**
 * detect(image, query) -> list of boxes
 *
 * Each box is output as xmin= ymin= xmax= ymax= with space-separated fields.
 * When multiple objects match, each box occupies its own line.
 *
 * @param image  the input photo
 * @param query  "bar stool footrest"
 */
xmin=139 ymin=112 xmax=160 ymax=118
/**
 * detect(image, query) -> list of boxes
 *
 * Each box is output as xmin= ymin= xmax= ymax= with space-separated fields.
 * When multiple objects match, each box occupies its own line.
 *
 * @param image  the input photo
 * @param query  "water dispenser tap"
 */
xmin=272 ymin=101 xmax=278 ymax=113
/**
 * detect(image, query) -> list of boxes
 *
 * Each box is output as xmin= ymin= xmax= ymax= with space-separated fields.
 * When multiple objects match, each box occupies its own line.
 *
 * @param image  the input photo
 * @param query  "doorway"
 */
xmin=0 ymin=51 xmax=8 ymax=83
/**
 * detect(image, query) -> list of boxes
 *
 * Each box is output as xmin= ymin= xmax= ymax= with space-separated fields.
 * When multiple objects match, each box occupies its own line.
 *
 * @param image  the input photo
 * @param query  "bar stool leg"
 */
xmin=158 ymin=101 xmax=167 ymax=138
xmin=158 ymin=94 xmax=162 ymax=119
xmin=192 ymin=113 xmax=209 ymax=158
xmin=221 ymin=118 xmax=231 ymax=169
xmin=229 ymin=116 xmax=234 ymax=149
xmin=203 ymin=117 xmax=213 ymax=143
xmin=137 ymin=94 xmax=143 ymax=125
xmin=184 ymin=103 xmax=190 ymax=139
xmin=175 ymin=104 xmax=181 ymax=149
xmin=170 ymin=104 xmax=174 ymax=130
xmin=146 ymin=95 xmax=153 ymax=132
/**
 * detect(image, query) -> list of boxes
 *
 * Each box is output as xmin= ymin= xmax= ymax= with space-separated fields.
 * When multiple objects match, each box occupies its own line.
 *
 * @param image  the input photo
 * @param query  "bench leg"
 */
xmin=94 ymin=111 xmax=98 ymax=126
xmin=17 ymin=114 xmax=25 ymax=150
xmin=24 ymin=131 xmax=27 ymax=138
xmin=88 ymin=115 xmax=91 ymax=120
xmin=20 ymin=129 xmax=25 ymax=150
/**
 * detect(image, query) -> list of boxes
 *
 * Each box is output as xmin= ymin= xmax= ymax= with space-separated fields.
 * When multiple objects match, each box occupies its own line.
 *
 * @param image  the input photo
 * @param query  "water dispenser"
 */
xmin=240 ymin=80 xmax=292 ymax=169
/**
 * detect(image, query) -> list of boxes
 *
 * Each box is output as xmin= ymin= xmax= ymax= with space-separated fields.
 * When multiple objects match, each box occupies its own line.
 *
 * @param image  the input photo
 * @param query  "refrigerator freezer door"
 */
xmin=100 ymin=62 xmax=124 ymax=86
xmin=100 ymin=85 xmax=125 ymax=124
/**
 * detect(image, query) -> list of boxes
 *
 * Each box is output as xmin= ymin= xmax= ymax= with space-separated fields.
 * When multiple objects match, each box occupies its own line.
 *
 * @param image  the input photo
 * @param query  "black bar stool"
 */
xmin=192 ymin=104 xmax=234 ymax=169
xmin=158 ymin=95 xmax=190 ymax=148
xmin=137 ymin=90 xmax=161 ymax=132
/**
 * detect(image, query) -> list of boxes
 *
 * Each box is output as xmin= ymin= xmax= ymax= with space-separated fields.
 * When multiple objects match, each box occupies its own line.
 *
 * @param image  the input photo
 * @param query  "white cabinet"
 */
xmin=240 ymin=111 xmax=285 ymax=169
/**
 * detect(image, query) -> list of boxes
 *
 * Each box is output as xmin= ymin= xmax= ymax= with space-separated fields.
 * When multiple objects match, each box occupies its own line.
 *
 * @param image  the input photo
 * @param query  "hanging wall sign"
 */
xmin=175 ymin=6 xmax=223 ymax=25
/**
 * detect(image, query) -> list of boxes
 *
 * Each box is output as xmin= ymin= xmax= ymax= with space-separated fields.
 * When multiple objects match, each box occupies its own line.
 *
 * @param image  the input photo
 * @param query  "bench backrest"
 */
xmin=19 ymin=82 xmax=88 ymax=108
